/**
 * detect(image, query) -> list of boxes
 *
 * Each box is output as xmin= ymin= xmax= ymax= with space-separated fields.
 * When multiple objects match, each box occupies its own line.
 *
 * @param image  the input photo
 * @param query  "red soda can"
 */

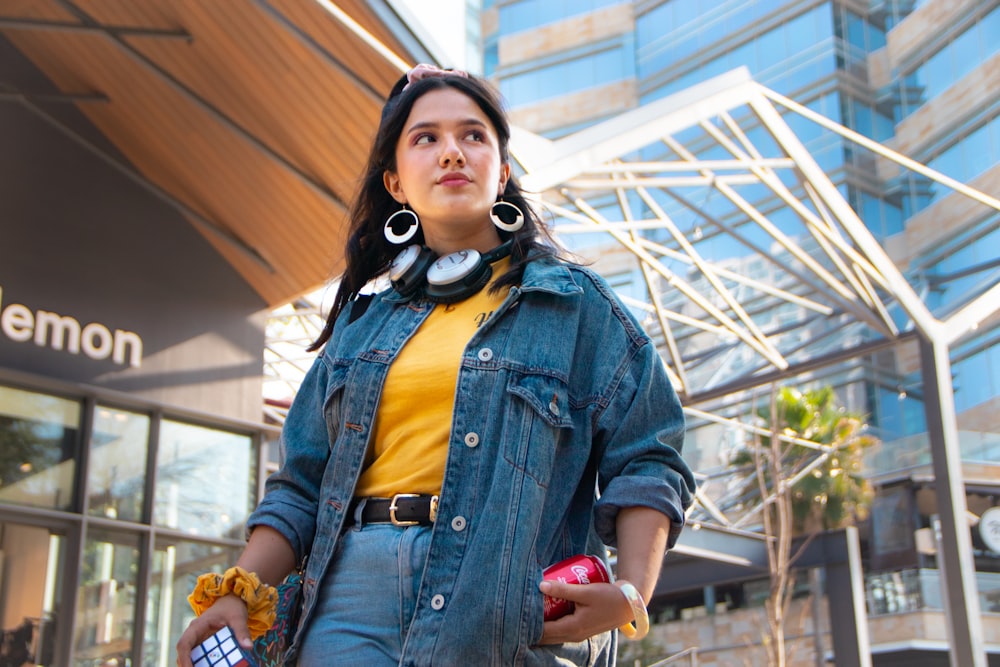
xmin=542 ymin=554 xmax=610 ymax=620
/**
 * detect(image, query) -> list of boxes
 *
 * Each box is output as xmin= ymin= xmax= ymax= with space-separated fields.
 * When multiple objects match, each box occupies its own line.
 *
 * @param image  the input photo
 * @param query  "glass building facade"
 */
xmin=484 ymin=0 xmax=1000 ymax=661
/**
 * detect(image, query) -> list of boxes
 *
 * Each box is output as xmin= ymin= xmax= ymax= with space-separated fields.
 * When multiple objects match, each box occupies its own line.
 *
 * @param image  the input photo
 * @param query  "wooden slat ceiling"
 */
xmin=1 ymin=0 xmax=430 ymax=307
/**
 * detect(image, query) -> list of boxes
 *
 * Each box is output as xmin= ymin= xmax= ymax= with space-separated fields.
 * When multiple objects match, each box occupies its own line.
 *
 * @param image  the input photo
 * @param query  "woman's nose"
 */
xmin=439 ymin=138 xmax=465 ymax=166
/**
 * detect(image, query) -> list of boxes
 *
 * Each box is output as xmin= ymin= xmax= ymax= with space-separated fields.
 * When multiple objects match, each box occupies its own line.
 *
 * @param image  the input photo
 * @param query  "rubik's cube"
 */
xmin=190 ymin=626 xmax=251 ymax=667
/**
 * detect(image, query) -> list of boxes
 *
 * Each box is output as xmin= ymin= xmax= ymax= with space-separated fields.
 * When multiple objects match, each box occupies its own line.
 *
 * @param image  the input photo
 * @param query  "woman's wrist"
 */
xmin=188 ymin=566 xmax=277 ymax=639
xmin=614 ymin=580 xmax=650 ymax=640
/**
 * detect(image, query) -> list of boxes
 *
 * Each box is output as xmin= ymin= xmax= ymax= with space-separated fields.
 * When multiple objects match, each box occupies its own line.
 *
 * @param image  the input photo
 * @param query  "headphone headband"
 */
xmin=389 ymin=239 xmax=514 ymax=304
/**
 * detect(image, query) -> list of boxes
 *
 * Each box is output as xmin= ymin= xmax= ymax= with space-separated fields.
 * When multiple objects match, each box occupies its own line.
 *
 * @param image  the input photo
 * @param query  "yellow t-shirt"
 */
xmin=354 ymin=258 xmax=510 ymax=498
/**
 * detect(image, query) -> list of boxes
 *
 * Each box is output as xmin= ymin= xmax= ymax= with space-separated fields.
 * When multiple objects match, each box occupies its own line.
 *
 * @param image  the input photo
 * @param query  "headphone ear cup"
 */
xmin=424 ymin=249 xmax=493 ymax=304
xmin=389 ymin=245 xmax=437 ymax=296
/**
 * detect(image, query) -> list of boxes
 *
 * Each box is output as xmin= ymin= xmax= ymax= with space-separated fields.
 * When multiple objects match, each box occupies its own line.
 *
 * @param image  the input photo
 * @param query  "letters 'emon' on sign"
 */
xmin=0 ymin=286 xmax=143 ymax=368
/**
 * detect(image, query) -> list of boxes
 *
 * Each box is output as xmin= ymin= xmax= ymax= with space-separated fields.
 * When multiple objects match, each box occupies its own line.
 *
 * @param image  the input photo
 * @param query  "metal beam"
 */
xmin=759 ymin=86 xmax=1000 ymax=214
xmin=660 ymin=185 xmax=873 ymax=325
xmin=636 ymin=236 xmax=835 ymax=315
xmin=519 ymin=69 xmax=759 ymax=191
xmin=685 ymin=331 xmax=917 ymax=405
xmin=548 ymin=196 xmax=791 ymax=369
xmin=943 ymin=280 xmax=1000 ymax=346
xmin=918 ymin=335 xmax=987 ymax=667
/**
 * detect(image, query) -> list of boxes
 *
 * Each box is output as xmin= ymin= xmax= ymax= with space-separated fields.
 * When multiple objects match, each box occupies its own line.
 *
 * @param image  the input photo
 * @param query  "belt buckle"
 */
xmin=429 ymin=494 xmax=439 ymax=523
xmin=389 ymin=493 xmax=420 ymax=527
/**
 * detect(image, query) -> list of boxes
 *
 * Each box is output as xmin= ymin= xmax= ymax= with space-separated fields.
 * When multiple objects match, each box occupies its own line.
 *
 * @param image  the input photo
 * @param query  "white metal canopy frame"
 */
xmin=513 ymin=68 xmax=1000 ymax=399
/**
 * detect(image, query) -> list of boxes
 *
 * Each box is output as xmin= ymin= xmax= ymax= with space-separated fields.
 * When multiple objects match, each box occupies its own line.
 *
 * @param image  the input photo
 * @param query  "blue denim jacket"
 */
xmin=247 ymin=257 xmax=695 ymax=666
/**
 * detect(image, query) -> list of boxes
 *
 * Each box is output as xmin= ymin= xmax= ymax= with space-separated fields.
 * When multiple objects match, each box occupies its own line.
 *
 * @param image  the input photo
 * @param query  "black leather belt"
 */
xmin=347 ymin=494 xmax=439 ymax=527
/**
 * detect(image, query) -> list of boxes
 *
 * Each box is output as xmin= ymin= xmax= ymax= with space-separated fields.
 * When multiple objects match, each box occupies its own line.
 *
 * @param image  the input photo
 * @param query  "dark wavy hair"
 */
xmin=309 ymin=72 xmax=560 ymax=351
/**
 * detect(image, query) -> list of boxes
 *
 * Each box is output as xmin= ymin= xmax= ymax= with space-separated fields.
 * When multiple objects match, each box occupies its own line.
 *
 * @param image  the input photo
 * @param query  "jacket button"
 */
xmin=431 ymin=594 xmax=445 ymax=610
xmin=477 ymin=348 xmax=494 ymax=361
xmin=464 ymin=432 xmax=479 ymax=447
xmin=451 ymin=516 xmax=467 ymax=532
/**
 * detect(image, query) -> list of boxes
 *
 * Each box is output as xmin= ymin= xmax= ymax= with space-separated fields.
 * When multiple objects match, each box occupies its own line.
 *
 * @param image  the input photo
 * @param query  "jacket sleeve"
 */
xmin=592 ymin=337 xmax=696 ymax=549
xmin=246 ymin=353 xmax=332 ymax=562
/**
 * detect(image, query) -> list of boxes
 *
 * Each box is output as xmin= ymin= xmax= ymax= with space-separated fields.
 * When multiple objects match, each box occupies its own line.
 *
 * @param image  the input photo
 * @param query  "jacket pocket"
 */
xmin=503 ymin=371 xmax=573 ymax=486
xmin=320 ymin=359 xmax=351 ymax=447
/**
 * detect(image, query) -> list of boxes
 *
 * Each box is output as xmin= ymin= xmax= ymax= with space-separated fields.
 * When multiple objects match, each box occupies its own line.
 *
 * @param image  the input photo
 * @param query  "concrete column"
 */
xmin=825 ymin=527 xmax=871 ymax=667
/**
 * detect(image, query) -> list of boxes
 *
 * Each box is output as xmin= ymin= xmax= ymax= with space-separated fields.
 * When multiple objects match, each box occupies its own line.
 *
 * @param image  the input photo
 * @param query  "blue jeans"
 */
xmin=296 ymin=523 xmax=432 ymax=666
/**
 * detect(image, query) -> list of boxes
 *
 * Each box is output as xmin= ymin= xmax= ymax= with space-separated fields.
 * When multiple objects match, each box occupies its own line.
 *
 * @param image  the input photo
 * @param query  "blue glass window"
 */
xmin=640 ymin=5 xmax=836 ymax=99
xmin=896 ymin=6 xmax=1000 ymax=120
xmin=917 ymin=112 xmax=1000 ymax=211
xmin=500 ymin=0 xmax=624 ymax=34
xmin=874 ymin=387 xmax=903 ymax=440
xmin=501 ymin=44 xmax=632 ymax=107
xmin=872 ymin=385 xmax=926 ymax=441
xmin=484 ymin=43 xmax=498 ymax=78
xmin=954 ymin=337 xmax=1000 ymax=413
xmin=848 ymin=188 xmax=904 ymax=241
xmin=915 ymin=215 xmax=1000 ymax=321
xmin=638 ymin=0 xmax=795 ymax=79
xmin=845 ymin=10 xmax=867 ymax=50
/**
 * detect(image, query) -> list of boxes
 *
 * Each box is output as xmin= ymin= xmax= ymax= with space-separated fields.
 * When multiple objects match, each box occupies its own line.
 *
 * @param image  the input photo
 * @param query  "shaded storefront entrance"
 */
xmin=0 ymin=378 xmax=273 ymax=666
xmin=0 ymin=521 xmax=63 ymax=667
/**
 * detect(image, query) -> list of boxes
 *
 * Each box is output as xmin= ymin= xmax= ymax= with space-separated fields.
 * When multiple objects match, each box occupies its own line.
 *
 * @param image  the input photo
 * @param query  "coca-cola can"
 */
xmin=542 ymin=554 xmax=610 ymax=620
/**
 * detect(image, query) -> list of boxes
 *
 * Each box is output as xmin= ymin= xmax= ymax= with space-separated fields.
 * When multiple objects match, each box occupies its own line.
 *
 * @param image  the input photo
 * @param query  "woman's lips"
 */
xmin=438 ymin=174 xmax=470 ymax=186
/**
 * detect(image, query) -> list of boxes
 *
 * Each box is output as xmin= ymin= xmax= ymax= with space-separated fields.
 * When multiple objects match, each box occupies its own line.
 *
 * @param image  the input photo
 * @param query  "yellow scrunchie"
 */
xmin=187 ymin=566 xmax=278 ymax=640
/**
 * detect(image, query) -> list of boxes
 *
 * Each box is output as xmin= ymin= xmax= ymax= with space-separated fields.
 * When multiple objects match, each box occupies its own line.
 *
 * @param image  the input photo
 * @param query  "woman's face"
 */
xmin=384 ymin=87 xmax=510 ymax=252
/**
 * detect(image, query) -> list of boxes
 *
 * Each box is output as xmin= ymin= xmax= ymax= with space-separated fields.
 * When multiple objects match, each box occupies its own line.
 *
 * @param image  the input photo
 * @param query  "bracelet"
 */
xmin=615 ymin=581 xmax=650 ymax=641
xmin=188 ymin=566 xmax=278 ymax=640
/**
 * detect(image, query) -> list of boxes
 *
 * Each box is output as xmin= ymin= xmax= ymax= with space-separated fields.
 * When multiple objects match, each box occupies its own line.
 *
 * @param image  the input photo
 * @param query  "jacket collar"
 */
xmin=518 ymin=257 xmax=584 ymax=297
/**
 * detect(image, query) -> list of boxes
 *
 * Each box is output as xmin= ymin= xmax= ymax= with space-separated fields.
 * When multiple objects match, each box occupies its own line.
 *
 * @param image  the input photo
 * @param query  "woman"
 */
xmin=177 ymin=65 xmax=695 ymax=666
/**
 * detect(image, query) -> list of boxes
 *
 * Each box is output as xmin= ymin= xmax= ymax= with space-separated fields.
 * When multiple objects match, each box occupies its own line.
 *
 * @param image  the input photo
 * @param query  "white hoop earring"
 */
xmin=490 ymin=199 xmax=524 ymax=232
xmin=384 ymin=206 xmax=420 ymax=244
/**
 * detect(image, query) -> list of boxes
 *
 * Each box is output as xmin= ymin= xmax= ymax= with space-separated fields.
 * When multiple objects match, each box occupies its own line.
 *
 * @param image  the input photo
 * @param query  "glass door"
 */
xmin=0 ymin=520 xmax=66 ymax=667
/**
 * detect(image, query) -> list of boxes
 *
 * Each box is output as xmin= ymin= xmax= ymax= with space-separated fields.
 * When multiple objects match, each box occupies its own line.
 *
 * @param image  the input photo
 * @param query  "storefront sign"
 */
xmin=0 ymin=285 xmax=143 ymax=367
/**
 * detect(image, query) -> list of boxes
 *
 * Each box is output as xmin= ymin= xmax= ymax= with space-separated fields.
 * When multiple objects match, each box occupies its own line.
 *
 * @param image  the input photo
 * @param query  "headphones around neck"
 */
xmin=389 ymin=239 xmax=514 ymax=304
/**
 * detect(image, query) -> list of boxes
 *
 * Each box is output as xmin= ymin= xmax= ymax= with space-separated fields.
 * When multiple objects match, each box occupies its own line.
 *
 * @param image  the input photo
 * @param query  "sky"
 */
xmin=393 ymin=0 xmax=468 ymax=69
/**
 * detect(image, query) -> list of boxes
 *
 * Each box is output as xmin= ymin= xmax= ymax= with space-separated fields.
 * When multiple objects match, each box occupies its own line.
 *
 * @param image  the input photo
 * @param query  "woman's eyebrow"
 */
xmin=406 ymin=118 xmax=489 ymax=134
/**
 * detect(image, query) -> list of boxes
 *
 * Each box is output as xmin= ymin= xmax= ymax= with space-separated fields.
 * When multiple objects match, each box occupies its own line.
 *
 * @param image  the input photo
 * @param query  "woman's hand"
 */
xmin=537 ymin=580 xmax=634 ymax=645
xmin=175 ymin=528 xmax=296 ymax=666
xmin=175 ymin=594 xmax=251 ymax=667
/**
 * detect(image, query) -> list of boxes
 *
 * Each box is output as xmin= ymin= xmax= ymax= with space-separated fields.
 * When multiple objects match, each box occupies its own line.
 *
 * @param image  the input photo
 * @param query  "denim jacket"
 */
xmin=247 ymin=257 xmax=696 ymax=666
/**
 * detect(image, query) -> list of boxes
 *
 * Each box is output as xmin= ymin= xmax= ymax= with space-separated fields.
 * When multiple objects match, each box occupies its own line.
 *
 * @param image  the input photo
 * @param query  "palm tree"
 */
xmin=728 ymin=385 xmax=877 ymax=666
xmin=731 ymin=385 xmax=876 ymax=535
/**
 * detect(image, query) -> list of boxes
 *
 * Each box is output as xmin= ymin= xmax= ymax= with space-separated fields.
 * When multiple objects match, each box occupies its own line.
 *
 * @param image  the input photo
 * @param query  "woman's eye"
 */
xmin=465 ymin=131 xmax=485 ymax=142
xmin=414 ymin=134 xmax=434 ymax=145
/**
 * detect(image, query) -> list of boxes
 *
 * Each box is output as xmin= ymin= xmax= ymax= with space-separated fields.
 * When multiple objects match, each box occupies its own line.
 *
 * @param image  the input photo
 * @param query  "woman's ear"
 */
xmin=383 ymin=170 xmax=407 ymax=204
xmin=498 ymin=162 xmax=511 ymax=196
